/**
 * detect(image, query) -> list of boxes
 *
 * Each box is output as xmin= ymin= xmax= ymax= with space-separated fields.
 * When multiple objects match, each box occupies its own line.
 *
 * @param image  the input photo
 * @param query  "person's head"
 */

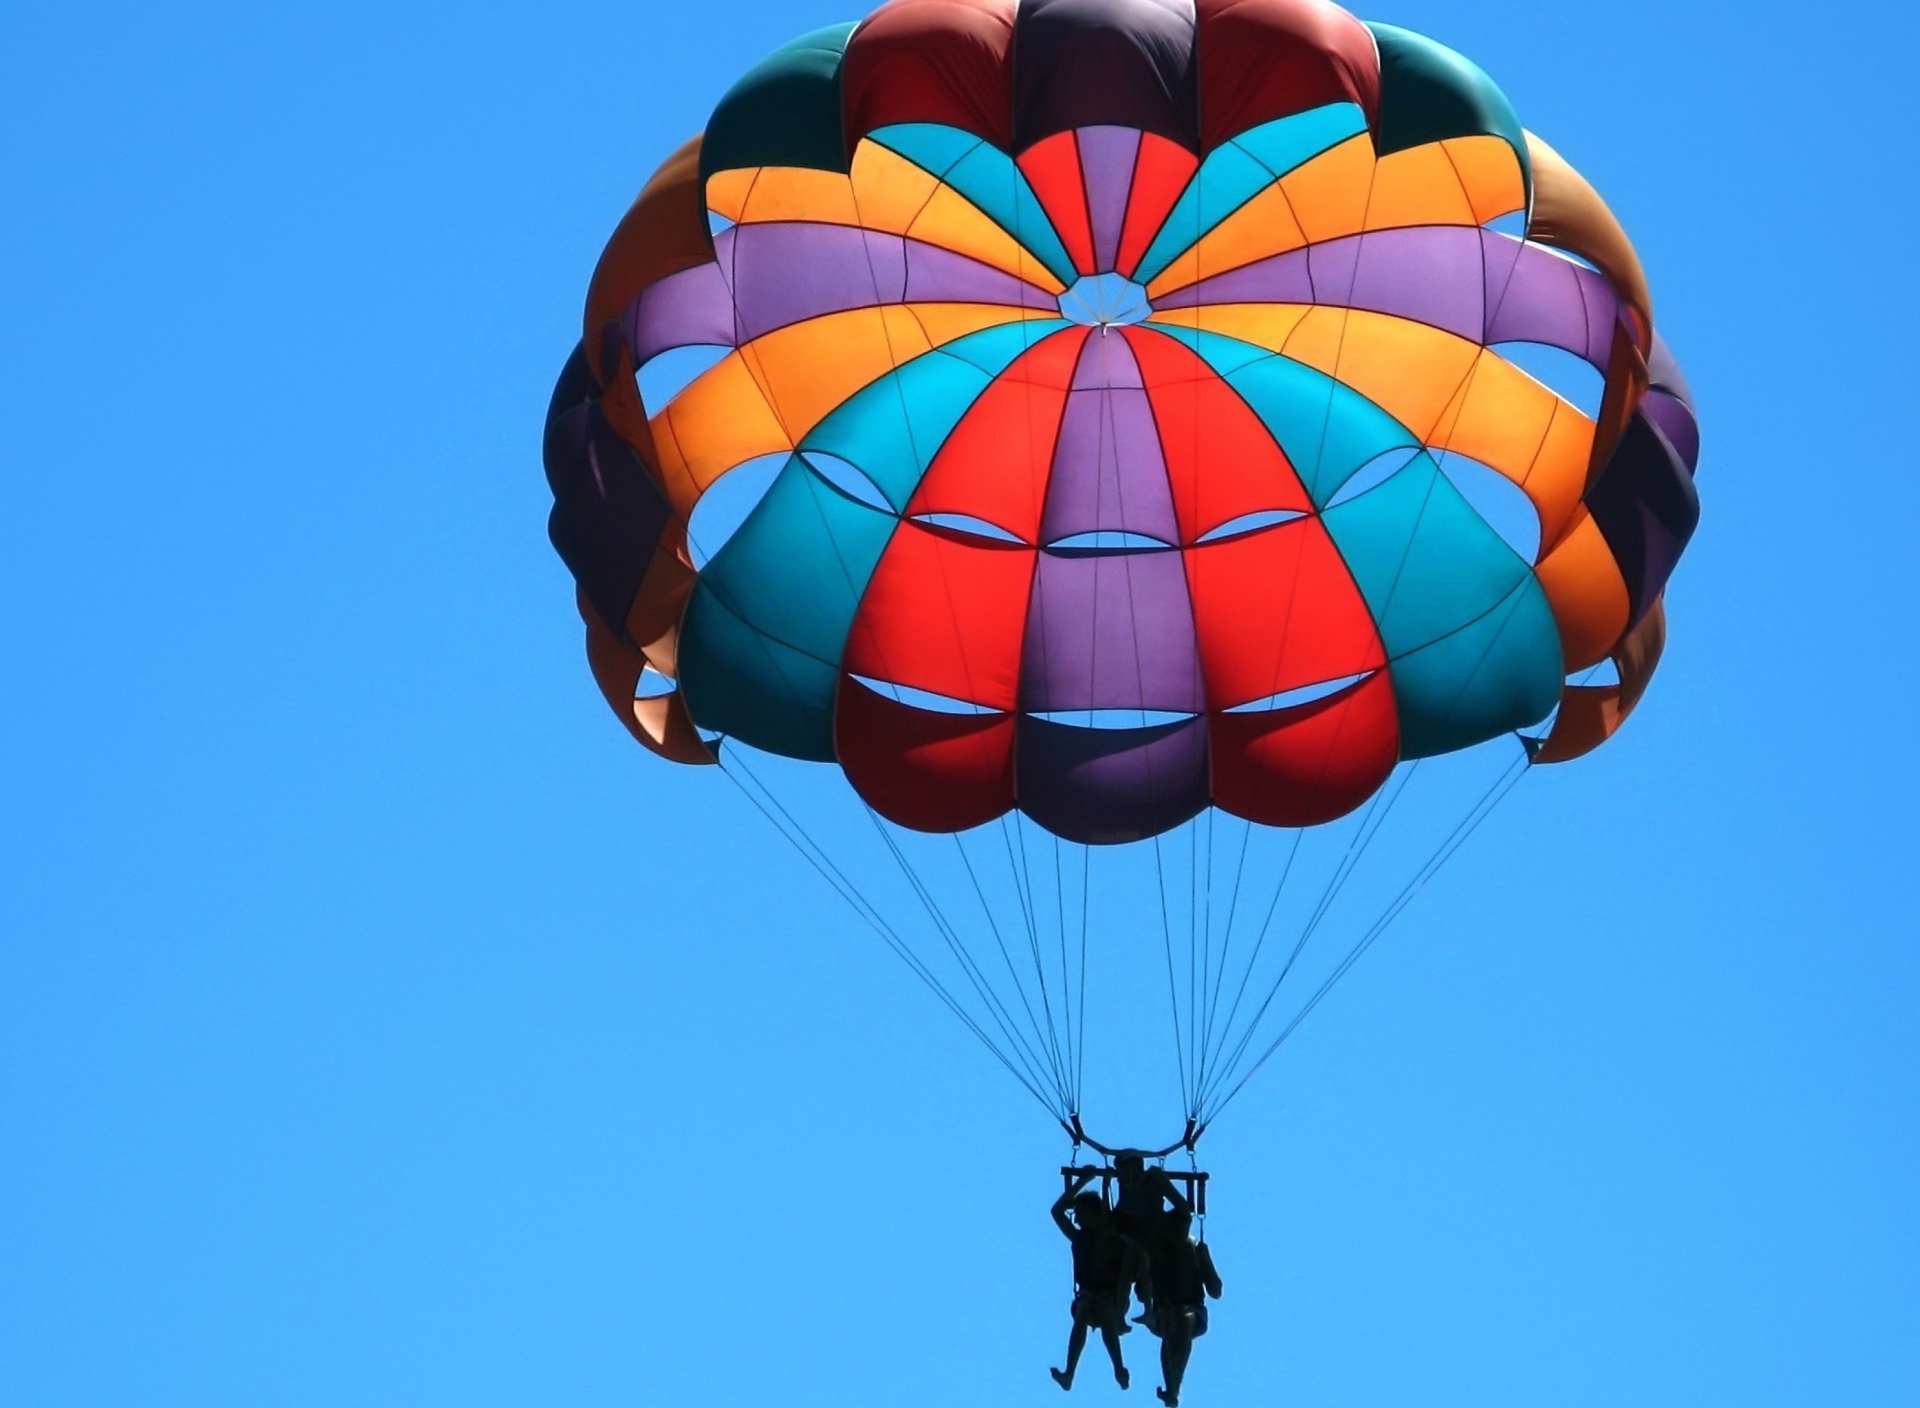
xmin=1072 ymin=1191 xmax=1107 ymax=1229
xmin=1167 ymin=1208 xmax=1193 ymax=1241
xmin=1114 ymin=1150 xmax=1144 ymax=1178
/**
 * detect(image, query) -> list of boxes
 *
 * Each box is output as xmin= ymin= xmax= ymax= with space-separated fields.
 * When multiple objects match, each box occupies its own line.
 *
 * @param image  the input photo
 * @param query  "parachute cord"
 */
xmin=1188 ymin=818 xmax=1200 ymax=1119
xmin=1201 ymin=748 xmax=1531 ymax=1124
xmin=998 ymin=814 xmax=1073 ymax=1114
xmin=1199 ymin=779 xmax=1390 ymax=1108
xmin=947 ymin=829 xmax=1077 ymax=1111
xmin=1048 ymin=828 xmax=1078 ymax=1112
xmin=1152 ymin=832 xmax=1194 ymax=1117
xmin=864 ymin=808 xmax=1075 ymax=1115
xmin=1195 ymin=815 xmax=1253 ymax=1118
xmin=1198 ymin=763 xmax=1417 ymax=1113
xmin=1188 ymin=1145 xmax=1205 ymax=1244
xmin=1193 ymin=819 xmax=1297 ymax=1112
xmin=1009 ymin=814 xmax=1069 ymax=1099
xmin=1195 ymin=807 xmax=1215 ymax=1124
xmin=716 ymin=747 xmax=1062 ymax=1119
xmin=1075 ymin=841 xmax=1091 ymax=1113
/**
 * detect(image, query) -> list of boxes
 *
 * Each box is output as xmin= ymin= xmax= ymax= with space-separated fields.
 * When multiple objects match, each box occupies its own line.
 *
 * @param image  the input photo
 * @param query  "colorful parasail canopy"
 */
xmin=543 ymin=0 xmax=1700 ymax=849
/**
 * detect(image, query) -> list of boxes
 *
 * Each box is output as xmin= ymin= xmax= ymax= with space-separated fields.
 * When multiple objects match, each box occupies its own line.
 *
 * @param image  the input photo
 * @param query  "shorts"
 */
xmin=1071 ymin=1288 xmax=1130 ymax=1332
xmin=1143 ymin=1302 xmax=1209 ymax=1339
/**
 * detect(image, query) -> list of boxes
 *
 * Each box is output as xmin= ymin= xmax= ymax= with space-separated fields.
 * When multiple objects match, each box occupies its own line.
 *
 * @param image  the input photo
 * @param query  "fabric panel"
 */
xmin=837 ymin=677 xmax=1018 ymax=829
xmin=676 ymin=456 xmax=901 ymax=758
xmin=841 ymin=0 xmax=1018 ymax=150
xmin=905 ymin=326 xmax=1088 ymax=540
xmin=545 ymin=342 xmax=675 ymax=640
xmin=1193 ymin=0 xmax=1379 ymax=150
xmin=1366 ymin=23 xmax=1529 ymax=195
xmin=1016 ymin=714 xmax=1210 ymax=842
xmin=1127 ymin=324 xmax=1311 ymax=542
xmin=845 ymin=522 xmax=1036 ymax=708
xmin=1210 ymin=670 xmax=1397 ymax=825
xmin=1532 ymin=596 xmax=1666 ymax=763
xmin=700 ymin=23 xmax=859 ymax=181
xmin=1385 ymin=574 xmax=1562 ymax=757
xmin=1021 ymin=550 xmax=1206 ymax=710
xmin=1183 ymin=518 xmax=1385 ymax=709
xmin=1583 ymin=407 xmax=1700 ymax=627
xmin=1319 ymin=453 xmax=1532 ymax=660
xmin=1012 ymin=0 xmax=1200 ymax=152
xmin=581 ymin=590 xmax=716 ymax=765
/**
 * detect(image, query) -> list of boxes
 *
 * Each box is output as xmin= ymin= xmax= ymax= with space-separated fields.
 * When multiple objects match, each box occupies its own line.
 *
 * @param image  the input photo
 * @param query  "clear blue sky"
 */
xmin=3 ymin=2 xmax=1915 ymax=1404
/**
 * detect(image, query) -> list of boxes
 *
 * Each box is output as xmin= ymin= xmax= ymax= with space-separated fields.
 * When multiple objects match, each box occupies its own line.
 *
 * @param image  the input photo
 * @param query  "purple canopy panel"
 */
xmin=1484 ymin=233 xmax=1619 ymax=367
xmin=1585 ymin=410 xmax=1701 ymax=625
xmin=1644 ymin=333 xmax=1700 ymax=472
xmin=904 ymin=241 xmax=1064 ymax=310
xmin=544 ymin=343 xmax=673 ymax=637
xmin=1305 ymin=234 xmax=1360 ymax=307
xmin=1077 ymin=126 xmax=1143 ymax=271
xmin=1021 ymin=550 xmax=1206 ymax=712
xmin=710 ymin=224 xmax=1062 ymax=344
xmin=1012 ymin=0 xmax=1199 ymax=152
xmin=1040 ymin=331 xmax=1180 ymax=542
xmin=1016 ymin=714 xmax=1210 ymax=843
xmin=729 ymin=224 xmax=906 ymax=341
xmin=1070 ymin=328 xmax=1146 ymax=388
xmin=1344 ymin=227 xmax=1486 ymax=340
xmin=1640 ymin=390 xmax=1699 ymax=475
xmin=1154 ymin=227 xmax=1487 ymax=345
xmin=1150 ymin=246 xmax=1314 ymax=309
xmin=624 ymin=259 xmax=735 ymax=365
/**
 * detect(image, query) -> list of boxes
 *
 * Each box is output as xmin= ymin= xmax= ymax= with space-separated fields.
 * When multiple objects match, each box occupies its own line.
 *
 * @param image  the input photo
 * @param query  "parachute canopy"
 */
xmin=544 ymin=0 xmax=1700 ymax=846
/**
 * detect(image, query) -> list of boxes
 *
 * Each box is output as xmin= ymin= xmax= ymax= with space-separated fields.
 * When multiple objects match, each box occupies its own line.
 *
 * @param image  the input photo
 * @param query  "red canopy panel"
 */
xmin=1017 ymin=130 xmax=1098 ymax=272
xmin=836 ymin=677 xmax=1019 ymax=830
xmin=844 ymin=521 xmax=1037 ymax=710
xmin=1115 ymin=132 xmax=1199 ymax=275
xmin=1127 ymin=325 xmax=1311 ymax=542
xmin=1210 ymin=670 xmax=1398 ymax=826
xmin=905 ymin=326 xmax=1087 ymax=543
xmin=1183 ymin=519 xmax=1385 ymax=709
xmin=1193 ymin=0 xmax=1380 ymax=150
xmin=842 ymin=0 xmax=1019 ymax=151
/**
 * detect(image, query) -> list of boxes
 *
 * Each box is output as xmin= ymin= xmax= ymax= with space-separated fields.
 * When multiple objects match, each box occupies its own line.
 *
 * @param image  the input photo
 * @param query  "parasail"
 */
xmin=542 ymin=0 xmax=1700 ymax=1153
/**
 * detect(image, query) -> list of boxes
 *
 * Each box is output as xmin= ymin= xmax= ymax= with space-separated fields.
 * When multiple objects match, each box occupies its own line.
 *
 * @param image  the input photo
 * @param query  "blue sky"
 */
xmin=3 ymin=1 xmax=1915 ymax=1404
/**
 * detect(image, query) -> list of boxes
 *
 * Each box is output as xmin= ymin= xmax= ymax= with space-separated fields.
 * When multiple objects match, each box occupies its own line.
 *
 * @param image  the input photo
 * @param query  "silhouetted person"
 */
xmin=1111 ymin=1151 xmax=1188 ymax=1317
xmin=1050 ymin=1172 xmax=1143 ymax=1391
xmin=1112 ymin=1151 xmax=1191 ymax=1236
xmin=1141 ymin=1209 xmax=1221 ymax=1406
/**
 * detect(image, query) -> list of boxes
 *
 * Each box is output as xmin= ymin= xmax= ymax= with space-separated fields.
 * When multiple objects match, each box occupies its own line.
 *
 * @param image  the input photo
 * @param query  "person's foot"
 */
xmin=1115 ymin=1366 xmax=1130 ymax=1390
xmin=1155 ymin=1388 xmax=1177 ymax=1406
xmin=1050 ymin=1368 xmax=1072 ymax=1391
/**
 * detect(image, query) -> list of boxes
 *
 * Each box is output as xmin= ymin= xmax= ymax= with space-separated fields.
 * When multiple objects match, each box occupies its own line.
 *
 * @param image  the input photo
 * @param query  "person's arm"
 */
xmin=1198 ymin=1242 xmax=1222 ymax=1299
xmin=1052 ymin=1173 xmax=1094 ymax=1238
xmin=1153 ymin=1168 xmax=1192 ymax=1216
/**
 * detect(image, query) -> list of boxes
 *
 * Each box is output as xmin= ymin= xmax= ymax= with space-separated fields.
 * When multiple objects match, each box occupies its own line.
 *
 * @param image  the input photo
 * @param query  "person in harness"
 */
xmin=1110 ymin=1149 xmax=1189 ymax=1324
xmin=1139 ymin=1208 xmax=1222 ymax=1406
xmin=1049 ymin=1171 xmax=1146 ymax=1391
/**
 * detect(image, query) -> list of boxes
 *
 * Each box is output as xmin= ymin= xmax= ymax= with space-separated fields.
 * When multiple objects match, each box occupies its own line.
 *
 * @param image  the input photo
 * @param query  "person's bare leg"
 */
xmin=1099 ymin=1323 xmax=1130 ymax=1388
xmin=1053 ymin=1316 xmax=1090 ymax=1389
xmin=1156 ymin=1315 xmax=1194 ymax=1406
